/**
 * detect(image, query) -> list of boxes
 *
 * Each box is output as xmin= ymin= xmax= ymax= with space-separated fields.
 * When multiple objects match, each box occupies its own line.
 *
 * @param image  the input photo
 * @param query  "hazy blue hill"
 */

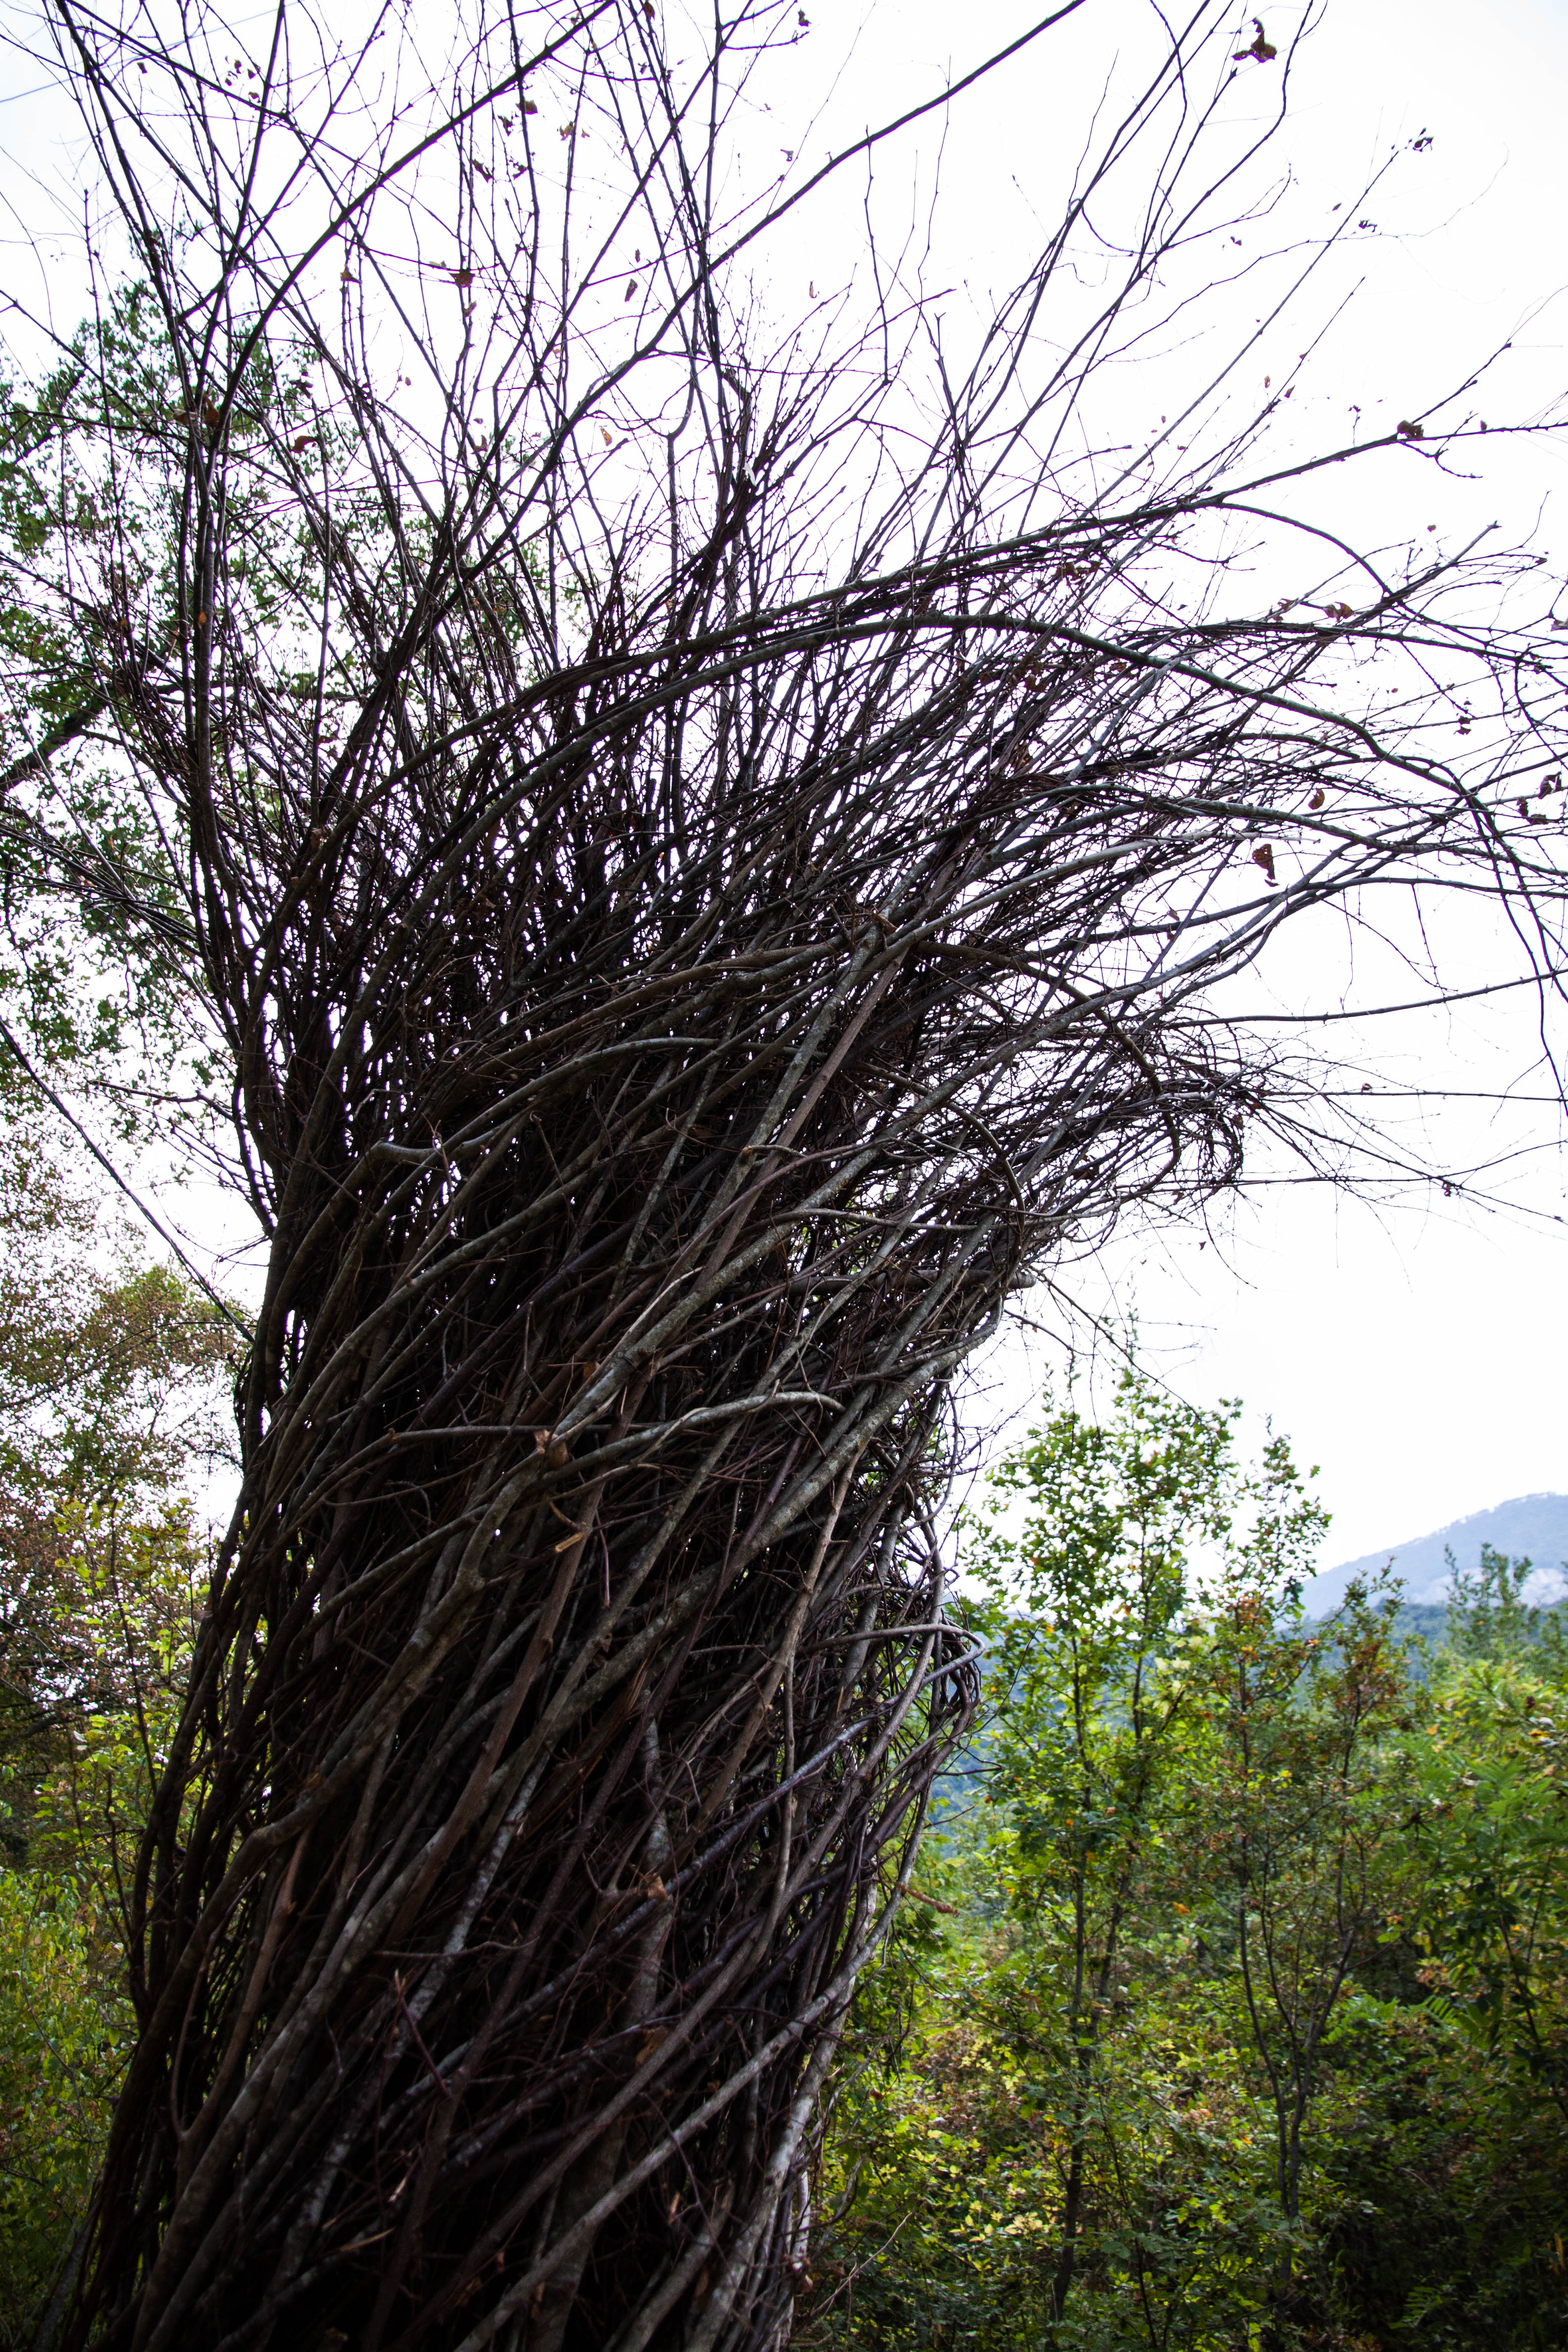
xmin=1386 ymin=1600 xmax=1451 ymax=1645
xmin=1302 ymin=1492 xmax=1568 ymax=1617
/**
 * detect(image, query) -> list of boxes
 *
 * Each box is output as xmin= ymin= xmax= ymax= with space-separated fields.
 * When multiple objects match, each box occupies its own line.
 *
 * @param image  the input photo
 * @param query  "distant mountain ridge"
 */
xmin=1302 ymin=1491 xmax=1568 ymax=1618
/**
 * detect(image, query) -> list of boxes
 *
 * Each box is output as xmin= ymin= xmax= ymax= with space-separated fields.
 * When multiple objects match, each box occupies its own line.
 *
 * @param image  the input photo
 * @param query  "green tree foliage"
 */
xmin=1402 ymin=1563 xmax=1568 ymax=2129
xmin=0 ymin=281 xmax=317 ymax=1132
xmin=0 ymin=1085 xmax=236 ymax=2334
xmin=0 ymin=1870 xmax=133 ymax=2348
xmin=802 ymin=1374 xmax=1568 ymax=2352
xmin=0 ymin=288 xmax=196 ymax=1102
xmin=0 ymin=1080 xmax=234 ymax=1818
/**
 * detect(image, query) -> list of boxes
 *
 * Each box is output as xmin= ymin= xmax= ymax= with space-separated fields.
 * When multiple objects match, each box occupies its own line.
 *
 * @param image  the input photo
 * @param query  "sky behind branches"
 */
xmin=858 ymin=0 xmax=1568 ymax=1567
xmin=0 ymin=0 xmax=1564 ymax=1568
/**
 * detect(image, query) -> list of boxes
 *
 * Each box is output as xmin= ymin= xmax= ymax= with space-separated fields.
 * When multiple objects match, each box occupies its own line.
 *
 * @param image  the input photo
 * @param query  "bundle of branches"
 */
xmin=4 ymin=0 xmax=1564 ymax=2346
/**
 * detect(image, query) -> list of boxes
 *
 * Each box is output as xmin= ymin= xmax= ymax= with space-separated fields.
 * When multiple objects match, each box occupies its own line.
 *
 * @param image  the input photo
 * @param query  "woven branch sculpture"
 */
xmin=11 ymin=2 xmax=1564 ymax=2348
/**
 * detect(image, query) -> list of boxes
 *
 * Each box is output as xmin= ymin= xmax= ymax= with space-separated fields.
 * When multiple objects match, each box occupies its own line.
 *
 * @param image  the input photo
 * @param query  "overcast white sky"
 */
xmin=738 ymin=0 xmax=1568 ymax=1568
xmin=2 ymin=0 xmax=1566 ymax=1568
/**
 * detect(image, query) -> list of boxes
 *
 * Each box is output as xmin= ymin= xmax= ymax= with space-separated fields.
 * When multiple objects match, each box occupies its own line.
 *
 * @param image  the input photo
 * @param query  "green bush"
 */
xmin=0 ymin=1869 xmax=131 ymax=2343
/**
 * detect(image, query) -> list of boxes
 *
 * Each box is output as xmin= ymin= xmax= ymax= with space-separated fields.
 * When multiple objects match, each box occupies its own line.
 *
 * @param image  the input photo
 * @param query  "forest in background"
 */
xmin=2 ymin=1160 xmax=1564 ymax=2348
xmin=0 ymin=1088 xmax=236 ymax=2337
xmin=794 ymin=1379 xmax=1568 ymax=2351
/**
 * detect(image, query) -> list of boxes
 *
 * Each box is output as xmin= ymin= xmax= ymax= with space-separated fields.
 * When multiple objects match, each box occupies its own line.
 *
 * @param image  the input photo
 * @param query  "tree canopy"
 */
xmin=804 ymin=1372 xmax=1568 ymax=2352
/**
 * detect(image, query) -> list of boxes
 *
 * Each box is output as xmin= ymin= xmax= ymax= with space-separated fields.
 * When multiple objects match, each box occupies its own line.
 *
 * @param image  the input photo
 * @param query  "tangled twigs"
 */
xmin=94 ymin=885 xmax=1007 ymax=2352
xmin=7 ymin=0 xmax=1564 ymax=2345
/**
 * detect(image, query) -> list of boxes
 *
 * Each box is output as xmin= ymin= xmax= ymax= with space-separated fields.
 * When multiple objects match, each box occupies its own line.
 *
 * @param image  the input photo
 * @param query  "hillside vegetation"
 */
xmin=799 ymin=1376 xmax=1568 ymax=2352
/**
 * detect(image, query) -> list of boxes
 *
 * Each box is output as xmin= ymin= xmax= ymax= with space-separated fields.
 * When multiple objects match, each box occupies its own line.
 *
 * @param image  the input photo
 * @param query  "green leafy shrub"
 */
xmin=0 ymin=1869 xmax=132 ymax=2343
